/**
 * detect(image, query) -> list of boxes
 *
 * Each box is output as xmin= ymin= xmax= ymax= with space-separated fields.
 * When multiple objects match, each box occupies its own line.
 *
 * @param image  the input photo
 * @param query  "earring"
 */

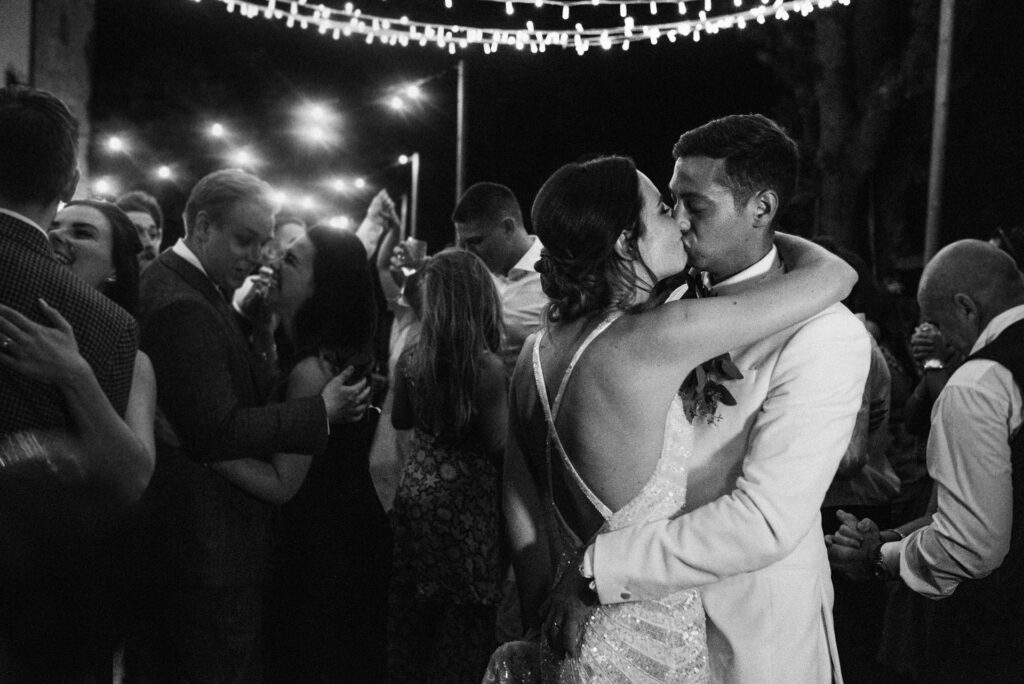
xmin=105 ymin=274 xmax=117 ymax=283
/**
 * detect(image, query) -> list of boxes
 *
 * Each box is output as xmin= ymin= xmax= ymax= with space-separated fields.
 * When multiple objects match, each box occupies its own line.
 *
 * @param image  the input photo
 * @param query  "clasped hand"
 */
xmin=542 ymin=551 xmax=599 ymax=659
xmin=824 ymin=509 xmax=882 ymax=582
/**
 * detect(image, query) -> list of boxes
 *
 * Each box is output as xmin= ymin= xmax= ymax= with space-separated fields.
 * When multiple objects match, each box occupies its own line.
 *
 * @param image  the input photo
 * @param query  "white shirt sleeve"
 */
xmin=898 ymin=361 xmax=1018 ymax=598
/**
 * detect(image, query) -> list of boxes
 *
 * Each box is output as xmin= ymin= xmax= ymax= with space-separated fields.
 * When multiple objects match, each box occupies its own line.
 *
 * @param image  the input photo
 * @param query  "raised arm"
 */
xmin=641 ymin=233 xmax=856 ymax=373
xmin=208 ymin=356 xmax=332 ymax=505
xmin=0 ymin=300 xmax=154 ymax=503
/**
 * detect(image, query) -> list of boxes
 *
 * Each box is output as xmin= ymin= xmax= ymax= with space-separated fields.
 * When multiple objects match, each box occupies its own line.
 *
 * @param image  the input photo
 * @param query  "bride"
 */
xmin=489 ymin=155 xmax=854 ymax=682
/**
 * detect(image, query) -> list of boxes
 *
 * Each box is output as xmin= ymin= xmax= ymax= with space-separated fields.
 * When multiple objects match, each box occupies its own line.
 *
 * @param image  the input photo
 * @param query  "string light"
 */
xmin=196 ymin=0 xmax=852 ymax=54
xmin=105 ymin=136 xmax=127 ymax=153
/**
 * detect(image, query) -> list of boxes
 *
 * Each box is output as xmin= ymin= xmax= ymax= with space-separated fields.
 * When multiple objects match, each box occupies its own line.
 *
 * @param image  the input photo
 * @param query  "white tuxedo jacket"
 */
xmin=592 ymin=258 xmax=870 ymax=683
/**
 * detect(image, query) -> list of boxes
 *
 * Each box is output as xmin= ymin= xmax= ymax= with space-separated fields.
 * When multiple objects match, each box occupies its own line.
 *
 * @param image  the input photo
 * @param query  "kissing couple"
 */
xmin=487 ymin=114 xmax=871 ymax=683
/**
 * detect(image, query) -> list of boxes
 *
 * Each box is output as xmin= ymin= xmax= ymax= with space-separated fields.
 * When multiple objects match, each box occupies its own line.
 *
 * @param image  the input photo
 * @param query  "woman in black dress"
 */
xmin=212 ymin=226 xmax=391 ymax=682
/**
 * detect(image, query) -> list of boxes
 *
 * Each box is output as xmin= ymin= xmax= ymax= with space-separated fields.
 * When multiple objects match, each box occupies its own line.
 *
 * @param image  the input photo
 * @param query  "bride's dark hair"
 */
xmin=531 ymin=155 xmax=652 ymax=323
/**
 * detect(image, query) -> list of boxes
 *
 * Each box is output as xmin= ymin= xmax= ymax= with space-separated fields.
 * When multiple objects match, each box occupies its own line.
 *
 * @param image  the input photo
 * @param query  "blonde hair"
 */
xmin=407 ymin=249 xmax=503 ymax=440
xmin=182 ymin=169 xmax=276 ymax=235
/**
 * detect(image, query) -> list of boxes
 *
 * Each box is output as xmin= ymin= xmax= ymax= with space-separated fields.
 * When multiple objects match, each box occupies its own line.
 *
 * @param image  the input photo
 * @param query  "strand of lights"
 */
xmin=199 ymin=0 xmax=852 ymax=55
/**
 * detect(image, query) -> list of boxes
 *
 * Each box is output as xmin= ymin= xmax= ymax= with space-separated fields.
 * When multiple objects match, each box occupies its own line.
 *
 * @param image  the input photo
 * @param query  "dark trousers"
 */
xmin=124 ymin=585 xmax=263 ymax=684
xmin=822 ymin=504 xmax=897 ymax=684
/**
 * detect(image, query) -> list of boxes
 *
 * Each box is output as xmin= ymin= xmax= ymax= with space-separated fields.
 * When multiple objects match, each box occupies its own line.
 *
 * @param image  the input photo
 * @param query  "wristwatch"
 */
xmin=870 ymin=545 xmax=895 ymax=581
xmin=923 ymin=358 xmax=945 ymax=371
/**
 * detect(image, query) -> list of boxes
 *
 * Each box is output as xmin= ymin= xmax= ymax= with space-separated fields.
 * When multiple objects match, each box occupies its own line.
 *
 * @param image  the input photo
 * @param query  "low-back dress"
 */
xmin=485 ymin=311 xmax=710 ymax=683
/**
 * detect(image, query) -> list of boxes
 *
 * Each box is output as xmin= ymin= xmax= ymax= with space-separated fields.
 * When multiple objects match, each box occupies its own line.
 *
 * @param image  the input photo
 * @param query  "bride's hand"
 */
xmin=774 ymin=233 xmax=857 ymax=300
xmin=543 ymin=554 xmax=598 ymax=658
xmin=0 ymin=299 xmax=90 ymax=386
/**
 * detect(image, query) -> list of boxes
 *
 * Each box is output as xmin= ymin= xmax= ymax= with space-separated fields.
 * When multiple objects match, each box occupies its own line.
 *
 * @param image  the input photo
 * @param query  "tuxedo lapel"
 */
xmin=159 ymin=251 xmax=247 ymax=341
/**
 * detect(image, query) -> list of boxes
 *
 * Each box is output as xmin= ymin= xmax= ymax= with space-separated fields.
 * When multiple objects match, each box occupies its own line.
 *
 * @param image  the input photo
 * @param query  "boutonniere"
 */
xmin=678 ymin=277 xmax=744 ymax=424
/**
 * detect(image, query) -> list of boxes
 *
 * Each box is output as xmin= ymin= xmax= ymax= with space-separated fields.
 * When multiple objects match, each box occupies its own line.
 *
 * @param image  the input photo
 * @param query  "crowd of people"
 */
xmin=1 ymin=82 xmax=1023 ymax=684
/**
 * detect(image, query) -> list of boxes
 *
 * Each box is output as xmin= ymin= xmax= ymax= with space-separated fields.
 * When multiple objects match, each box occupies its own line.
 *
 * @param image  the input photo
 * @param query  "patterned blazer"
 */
xmin=0 ymin=212 xmax=137 ymax=434
xmin=136 ymin=249 xmax=329 ymax=585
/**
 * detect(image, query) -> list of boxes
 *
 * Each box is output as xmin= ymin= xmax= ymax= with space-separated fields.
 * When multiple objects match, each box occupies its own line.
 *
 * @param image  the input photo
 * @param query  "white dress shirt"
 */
xmin=171 ymin=238 xmax=210 ymax=279
xmin=492 ymin=236 xmax=546 ymax=374
xmin=882 ymin=304 xmax=1024 ymax=597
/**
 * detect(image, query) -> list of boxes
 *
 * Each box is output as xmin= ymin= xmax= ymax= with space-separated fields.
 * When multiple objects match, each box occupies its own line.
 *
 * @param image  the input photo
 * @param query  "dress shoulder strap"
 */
xmin=531 ymin=311 xmax=623 ymax=521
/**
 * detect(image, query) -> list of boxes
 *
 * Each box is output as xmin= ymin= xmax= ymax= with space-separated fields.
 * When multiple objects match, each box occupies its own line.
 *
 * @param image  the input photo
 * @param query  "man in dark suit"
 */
xmin=127 ymin=169 xmax=369 ymax=683
xmin=0 ymin=85 xmax=141 ymax=681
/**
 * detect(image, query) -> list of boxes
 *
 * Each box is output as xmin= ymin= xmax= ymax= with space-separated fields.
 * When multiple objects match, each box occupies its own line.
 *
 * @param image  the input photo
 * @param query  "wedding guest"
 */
xmin=116 ymin=190 xmax=164 ymax=270
xmin=126 ymin=169 xmax=371 ymax=683
xmin=51 ymin=200 xmax=145 ymax=315
xmin=453 ymin=182 xmax=546 ymax=375
xmin=388 ymin=249 xmax=507 ymax=683
xmin=0 ymin=84 xmax=140 ymax=682
xmin=212 ymin=226 xmax=391 ymax=682
xmin=368 ymin=197 xmax=422 ymax=510
xmin=829 ymin=239 xmax=1024 ymax=683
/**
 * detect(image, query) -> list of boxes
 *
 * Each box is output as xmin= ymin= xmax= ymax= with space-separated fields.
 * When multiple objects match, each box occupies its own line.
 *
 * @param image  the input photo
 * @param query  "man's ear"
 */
xmin=501 ymin=217 xmax=516 ymax=235
xmin=192 ymin=210 xmax=212 ymax=244
xmin=751 ymin=190 xmax=779 ymax=230
xmin=952 ymin=292 xmax=978 ymax=322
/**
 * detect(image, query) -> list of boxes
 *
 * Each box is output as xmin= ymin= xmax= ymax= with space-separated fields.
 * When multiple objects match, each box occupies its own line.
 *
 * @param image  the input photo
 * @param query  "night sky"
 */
xmin=89 ymin=0 xmax=1024 ymax=255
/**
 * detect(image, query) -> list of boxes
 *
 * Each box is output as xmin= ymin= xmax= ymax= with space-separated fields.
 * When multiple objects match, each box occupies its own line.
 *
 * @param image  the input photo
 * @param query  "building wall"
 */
xmin=0 ymin=0 xmax=33 ymax=86
xmin=1 ymin=0 xmax=96 ymax=193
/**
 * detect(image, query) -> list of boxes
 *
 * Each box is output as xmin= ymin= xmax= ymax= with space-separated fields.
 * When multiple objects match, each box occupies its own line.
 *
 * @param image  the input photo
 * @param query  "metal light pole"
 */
xmin=456 ymin=59 xmax=466 ymax=203
xmin=410 ymin=151 xmax=420 ymax=239
xmin=400 ymin=152 xmax=421 ymax=239
xmin=924 ymin=0 xmax=956 ymax=263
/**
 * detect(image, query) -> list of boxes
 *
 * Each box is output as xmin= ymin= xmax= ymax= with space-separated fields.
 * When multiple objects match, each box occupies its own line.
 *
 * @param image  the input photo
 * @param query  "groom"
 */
xmin=547 ymin=114 xmax=870 ymax=683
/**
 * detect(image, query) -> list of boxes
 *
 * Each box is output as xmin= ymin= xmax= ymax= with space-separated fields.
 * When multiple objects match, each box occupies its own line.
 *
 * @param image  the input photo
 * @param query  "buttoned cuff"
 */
xmin=592 ymin=532 xmax=636 ymax=604
xmin=881 ymin=540 xmax=901 ymax=577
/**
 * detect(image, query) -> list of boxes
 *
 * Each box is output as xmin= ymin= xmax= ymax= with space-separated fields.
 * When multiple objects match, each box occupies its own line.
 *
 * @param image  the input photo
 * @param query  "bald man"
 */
xmin=829 ymin=240 xmax=1024 ymax=683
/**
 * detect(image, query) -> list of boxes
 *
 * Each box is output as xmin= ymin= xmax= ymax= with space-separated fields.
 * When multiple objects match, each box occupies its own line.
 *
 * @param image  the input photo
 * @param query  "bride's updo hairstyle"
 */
xmin=532 ymin=155 xmax=649 ymax=323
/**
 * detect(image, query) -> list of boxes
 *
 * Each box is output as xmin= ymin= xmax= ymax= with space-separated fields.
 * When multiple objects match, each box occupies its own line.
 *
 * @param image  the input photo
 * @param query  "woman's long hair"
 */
xmin=531 ymin=155 xmax=653 ymax=323
xmin=292 ymin=226 xmax=377 ymax=367
xmin=407 ymin=249 xmax=502 ymax=440
xmin=63 ymin=199 xmax=142 ymax=316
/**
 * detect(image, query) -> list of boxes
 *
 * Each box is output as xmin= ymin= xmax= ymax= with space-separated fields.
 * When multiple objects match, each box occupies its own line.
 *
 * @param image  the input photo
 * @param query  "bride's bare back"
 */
xmin=534 ymin=313 xmax=689 ymax=515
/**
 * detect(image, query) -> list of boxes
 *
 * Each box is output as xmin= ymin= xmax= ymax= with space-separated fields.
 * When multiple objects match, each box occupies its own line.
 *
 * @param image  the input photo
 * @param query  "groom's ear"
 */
xmin=750 ymin=190 xmax=779 ymax=230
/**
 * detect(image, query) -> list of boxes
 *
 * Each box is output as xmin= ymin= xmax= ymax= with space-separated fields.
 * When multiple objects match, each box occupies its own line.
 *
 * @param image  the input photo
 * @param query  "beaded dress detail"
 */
xmin=484 ymin=311 xmax=709 ymax=684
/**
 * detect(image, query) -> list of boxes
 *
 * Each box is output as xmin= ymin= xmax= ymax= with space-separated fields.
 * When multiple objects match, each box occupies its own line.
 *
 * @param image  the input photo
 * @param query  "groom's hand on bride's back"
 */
xmin=543 ymin=554 xmax=598 ymax=658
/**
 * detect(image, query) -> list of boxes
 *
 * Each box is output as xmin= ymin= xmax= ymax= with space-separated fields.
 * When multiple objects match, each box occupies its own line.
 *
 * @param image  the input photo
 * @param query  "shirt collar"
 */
xmin=710 ymin=245 xmax=778 ymax=291
xmin=507 ymin=236 xmax=544 ymax=278
xmin=171 ymin=238 xmax=210 ymax=279
xmin=0 ymin=208 xmax=48 ymax=240
xmin=971 ymin=303 xmax=1024 ymax=354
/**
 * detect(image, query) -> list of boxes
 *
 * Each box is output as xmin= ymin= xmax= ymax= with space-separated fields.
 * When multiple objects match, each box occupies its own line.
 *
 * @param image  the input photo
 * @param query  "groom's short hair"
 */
xmin=673 ymin=114 xmax=798 ymax=214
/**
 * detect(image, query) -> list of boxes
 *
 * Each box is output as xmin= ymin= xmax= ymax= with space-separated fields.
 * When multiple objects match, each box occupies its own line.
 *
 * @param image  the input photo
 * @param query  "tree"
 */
xmin=753 ymin=0 xmax=978 ymax=268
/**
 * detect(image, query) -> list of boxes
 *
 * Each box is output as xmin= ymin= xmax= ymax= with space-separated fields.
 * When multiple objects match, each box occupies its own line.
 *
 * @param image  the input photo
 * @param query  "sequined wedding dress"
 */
xmin=484 ymin=312 xmax=709 ymax=684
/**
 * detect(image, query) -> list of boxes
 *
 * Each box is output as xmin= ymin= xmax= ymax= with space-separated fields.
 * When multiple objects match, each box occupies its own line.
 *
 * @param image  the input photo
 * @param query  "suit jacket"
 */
xmin=593 ymin=256 xmax=871 ymax=683
xmin=136 ymin=249 xmax=329 ymax=586
xmin=0 ymin=212 xmax=137 ymax=433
